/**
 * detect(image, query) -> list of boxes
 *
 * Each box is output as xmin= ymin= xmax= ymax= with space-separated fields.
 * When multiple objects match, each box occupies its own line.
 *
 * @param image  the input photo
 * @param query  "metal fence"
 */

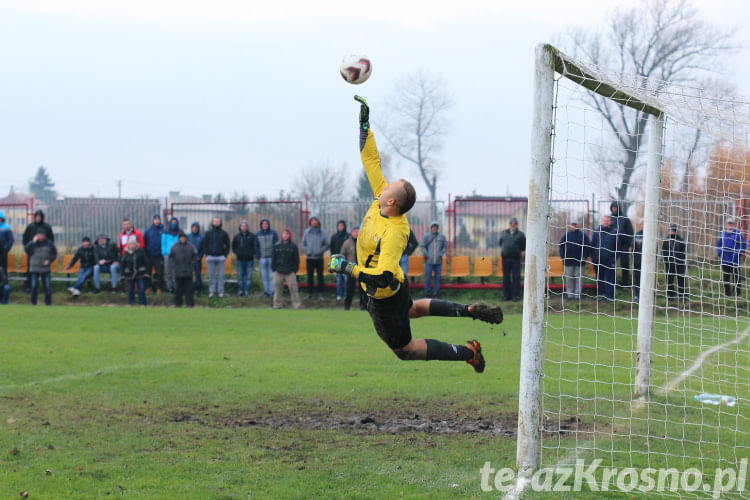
xmin=45 ymin=198 xmax=161 ymax=251
xmin=169 ymin=201 xmax=305 ymax=241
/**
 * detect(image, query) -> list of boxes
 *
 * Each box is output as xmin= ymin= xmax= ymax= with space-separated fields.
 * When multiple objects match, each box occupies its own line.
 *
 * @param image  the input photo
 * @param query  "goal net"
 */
xmin=516 ymin=44 xmax=750 ymax=498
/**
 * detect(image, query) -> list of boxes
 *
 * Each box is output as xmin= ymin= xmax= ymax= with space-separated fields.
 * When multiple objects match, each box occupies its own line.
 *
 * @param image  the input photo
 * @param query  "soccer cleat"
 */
xmin=467 ymin=303 xmax=503 ymax=324
xmin=465 ymin=339 xmax=485 ymax=373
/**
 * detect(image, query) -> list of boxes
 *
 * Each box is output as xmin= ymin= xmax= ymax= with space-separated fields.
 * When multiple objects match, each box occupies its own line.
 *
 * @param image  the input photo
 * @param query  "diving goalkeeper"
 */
xmin=327 ymin=96 xmax=503 ymax=373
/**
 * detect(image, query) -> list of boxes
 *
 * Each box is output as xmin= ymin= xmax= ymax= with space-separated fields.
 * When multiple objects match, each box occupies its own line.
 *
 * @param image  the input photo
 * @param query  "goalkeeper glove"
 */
xmin=328 ymin=254 xmax=356 ymax=276
xmin=354 ymin=95 xmax=369 ymax=124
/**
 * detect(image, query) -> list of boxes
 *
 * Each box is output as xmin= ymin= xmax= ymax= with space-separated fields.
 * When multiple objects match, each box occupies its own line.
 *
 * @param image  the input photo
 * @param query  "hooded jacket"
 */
xmin=254 ymin=218 xmax=279 ymax=259
xmin=609 ymin=202 xmax=635 ymax=251
xmin=271 ymin=236 xmax=300 ymax=274
xmin=168 ymin=236 xmax=198 ymax=278
xmin=232 ymin=222 xmax=257 ymax=261
xmin=161 ymin=217 xmax=181 ymax=257
xmin=0 ymin=210 xmax=13 ymax=252
xmin=717 ymin=228 xmax=747 ymax=266
xmin=94 ymin=235 xmax=119 ymax=266
xmin=22 ymin=210 xmax=54 ymax=246
xmin=120 ymin=247 xmax=149 ymax=280
xmin=143 ymin=221 xmax=165 ymax=257
xmin=24 ymin=237 xmax=57 ymax=273
xmin=203 ymin=221 xmax=230 ymax=257
xmin=301 ymin=215 xmax=329 ymax=258
xmin=420 ymin=223 xmax=447 ymax=265
xmin=498 ymin=225 xmax=526 ymax=259
xmin=187 ymin=222 xmax=204 ymax=259
xmin=591 ymin=223 xmax=618 ymax=264
xmin=329 ymin=220 xmax=350 ymax=255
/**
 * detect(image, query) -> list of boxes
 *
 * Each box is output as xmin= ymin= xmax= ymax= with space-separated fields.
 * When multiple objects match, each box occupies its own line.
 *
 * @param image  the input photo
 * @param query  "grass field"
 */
xmin=1 ymin=303 xmax=748 ymax=499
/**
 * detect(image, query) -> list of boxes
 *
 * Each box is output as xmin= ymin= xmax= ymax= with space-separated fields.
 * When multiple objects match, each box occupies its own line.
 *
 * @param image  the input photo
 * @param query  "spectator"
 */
xmin=187 ymin=222 xmax=204 ymax=296
xmin=301 ymin=214 xmax=328 ymax=300
xmin=329 ymin=220 xmax=350 ymax=302
xmin=120 ymin=237 xmax=149 ymax=306
xmin=498 ymin=217 xmax=526 ymax=301
xmin=65 ymin=236 xmax=96 ymax=296
xmin=271 ymin=228 xmax=302 ymax=309
xmin=0 ymin=210 xmax=13 ymax=271
xmin=558 ymin=219 xmax=591 ymax=300
xmin=93 ymin=234 xmax=120 ymax=293
xmin=610 ymin=201 xmax=635 ymax=288
xmin=143 ymin=215 xmax=166 ymax=293
xmin=591 ymin=215 xmax=618 ymax=302
xmin=0 ymin=265 xmax=9 ymax=304
xmin=168 ymin=231 xmax=198 ymax=307
xmin=22 ymin=209 xmax=54 ymax=291
xmin=161 ymin=217 xmax=181 ymax=293
xmin=420 ymin=221 xmax=447 ymax=298
xmin=118 ymin=218 xmax=144 ymax=254
xmin=399 ymin=229 xmax=419 ymax=276
xmin=717 ymin=218 xmax=747 ymax=297
xmin=255 ymin=218 xmax=279 ymax=298
xmin=24 ymin=228 xmax=57 ymax=305
xmin=203 ymin=217 xmax=230 ymax=298
xmin=342 ymin=225 xmax=365 ymax=311
xmin=232 ymin=220 xmax=257 ymax=297
xmin=633 ymin=222 xmax=644 ymax=300
xmin=662 ymin=224 xmax=687 ymax=305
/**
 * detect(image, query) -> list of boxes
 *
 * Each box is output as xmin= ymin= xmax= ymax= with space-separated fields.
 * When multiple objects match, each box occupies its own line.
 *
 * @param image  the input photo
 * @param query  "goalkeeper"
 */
xmin=328 ymin=96 xmax=503 ymax=373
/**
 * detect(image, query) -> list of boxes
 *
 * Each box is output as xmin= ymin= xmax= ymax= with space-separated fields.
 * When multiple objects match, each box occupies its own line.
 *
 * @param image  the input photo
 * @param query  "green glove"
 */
xmin=328 ymin=254 xmax=356 ymax=276
xmin=353 ymin=95 xmax=369 ymax=124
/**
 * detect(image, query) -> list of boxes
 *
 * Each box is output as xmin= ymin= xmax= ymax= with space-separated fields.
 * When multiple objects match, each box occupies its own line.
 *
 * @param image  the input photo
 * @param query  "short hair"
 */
xmin=396 ymin=179 xmax=416 ymax=215
xmin=122 ymin=217 xmax=130 ymax=222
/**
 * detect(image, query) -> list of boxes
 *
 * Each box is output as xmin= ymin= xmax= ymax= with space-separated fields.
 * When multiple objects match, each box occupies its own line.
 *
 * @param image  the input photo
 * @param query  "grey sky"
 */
xmin=1 ymin=0 xmax=748 ymax=202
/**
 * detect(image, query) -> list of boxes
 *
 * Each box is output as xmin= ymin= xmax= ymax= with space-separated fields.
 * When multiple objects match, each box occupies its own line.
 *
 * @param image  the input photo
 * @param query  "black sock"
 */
xmin=428 ymin=299 xmax=470 ymax=317
xmin=425 ymin=339 xmax=473 ymax=361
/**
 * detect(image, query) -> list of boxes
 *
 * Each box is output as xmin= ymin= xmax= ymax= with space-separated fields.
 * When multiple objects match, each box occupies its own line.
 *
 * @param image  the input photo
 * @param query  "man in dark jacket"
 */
xmin=203 ymin=217 xmax=230 ymax=298
xmin=399 ymin=229 xmax=419 ymax=276
xmin=329 ymin=220 xmax=350 ymax=301
xmin=498 ymin=217 xmax=526 ymax=301
xmin=168 ymin=231 xmax=198 ymax=307
xmin=187 ymin=222 xmax=204 ymax=296
xmin=301 ymin=214 xmax=328 ymax=300
xmin=662 ymin=224 xmax=687 ymax=304
xmin=558 ymin=220 xmax=591 ymax=300
xmin=610 ymin=201 xmax=635 ymax=288
xmin=65 ymin=236 xmax=96 ymax=296
xmin=25 ymin=228 xmax=57 ymax=305
xmin=232 ymin=220 xmax=257 ymax=297
xmin=255 ymin=218 xmax=279 ymax=298
xmin=420 ymin=222 xmax=447 ymax=298
xmin=0 ymin=265 xmax=10 ymax=304
xmin=93 ymin=234 xmax=120 ymax=292
xmin=592 ymin=215 xmax=618 ymax=302
xmin=271 ymin=228 xmax=301 ymax=309
xmin=22 ymin=210 xmax=54 ymax=291
xmin=143 ymin=215 xmax=165 ymax=293
xmin=633 ymin=223 xmax=644 ymax=300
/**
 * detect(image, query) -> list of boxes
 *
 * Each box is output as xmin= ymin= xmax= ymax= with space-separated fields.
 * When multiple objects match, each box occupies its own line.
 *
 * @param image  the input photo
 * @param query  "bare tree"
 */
xmin=292 ymin=161 xmax=349 ymax=208
xmin=378 ymin=70 xmax=453 ymax=202
xmin=561 ymin=0 xmax=737 ymax=203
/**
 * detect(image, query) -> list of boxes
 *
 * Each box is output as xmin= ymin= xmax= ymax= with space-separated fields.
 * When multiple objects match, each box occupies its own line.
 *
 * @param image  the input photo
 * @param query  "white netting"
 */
xmin=539 ymin=48 xmax=750 ymax=498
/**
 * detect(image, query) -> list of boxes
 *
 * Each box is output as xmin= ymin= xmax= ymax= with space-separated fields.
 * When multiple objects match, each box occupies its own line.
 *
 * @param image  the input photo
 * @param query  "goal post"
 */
xmin=515 ymin=42 xmax=750 ymax=497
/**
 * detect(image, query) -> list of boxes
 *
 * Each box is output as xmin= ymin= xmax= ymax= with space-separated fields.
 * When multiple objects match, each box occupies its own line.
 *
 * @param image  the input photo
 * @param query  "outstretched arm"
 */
xmin=355 ymin=96 xmax=387 ymax=199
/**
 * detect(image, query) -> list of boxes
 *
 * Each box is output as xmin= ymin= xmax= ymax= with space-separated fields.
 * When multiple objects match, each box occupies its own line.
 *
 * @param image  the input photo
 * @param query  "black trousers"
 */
xmin=306 ymin=257 xmax=325 ymax=294
xmin=617 ymin=251 xmax=631 ymax=287
xmin=722 ymin=264 xmax=742 ymax=297
xmin=502 ymin=257 xmax=521 ymax=300
xmin=148 ymin=255 xmax=165 ymax=292
xmin=193 ymin=260 xmax=202 ymax=295
xmin=174 ymin=276 xmax=194 ymax=307
xmin=665 ymin=263 xmax=686 ymax=300
xmin=344 ymin=274 xmax=366 ymax=310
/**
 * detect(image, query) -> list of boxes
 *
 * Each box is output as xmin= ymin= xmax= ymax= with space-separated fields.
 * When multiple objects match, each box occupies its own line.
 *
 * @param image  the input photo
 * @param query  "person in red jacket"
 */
xmin=118 ymin=218 xmax=144 ymax=254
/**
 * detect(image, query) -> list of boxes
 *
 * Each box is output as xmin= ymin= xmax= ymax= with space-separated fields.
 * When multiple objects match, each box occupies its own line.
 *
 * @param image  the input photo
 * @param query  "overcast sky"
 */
xmin=1 ymin=0 xmax=748 ymax=203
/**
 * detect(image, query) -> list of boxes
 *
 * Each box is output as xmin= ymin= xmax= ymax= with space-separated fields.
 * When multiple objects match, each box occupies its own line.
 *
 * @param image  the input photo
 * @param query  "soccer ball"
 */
xmin=339 ymin=54 xmax=372 ymax=85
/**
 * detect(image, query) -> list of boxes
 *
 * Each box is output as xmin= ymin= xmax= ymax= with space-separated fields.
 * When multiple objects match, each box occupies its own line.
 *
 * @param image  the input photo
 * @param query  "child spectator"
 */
xmin=120 ymin=237 xmax=149 ymax=306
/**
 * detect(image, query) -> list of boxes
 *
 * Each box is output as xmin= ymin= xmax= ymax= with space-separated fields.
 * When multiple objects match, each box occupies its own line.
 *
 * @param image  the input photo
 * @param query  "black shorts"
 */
xmin=367 ymin=282 xmax=413 ymax=350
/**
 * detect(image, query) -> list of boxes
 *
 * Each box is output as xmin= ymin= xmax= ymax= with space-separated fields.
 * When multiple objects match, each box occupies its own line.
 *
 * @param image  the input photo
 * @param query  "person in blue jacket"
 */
xmin=717 ymin=218 xmax=747 ymax=297
xmin=591 ymin=215 xmax=618 ymax=302
xmin=143 ymin=214 xmax=165 ymax=292
xmin=0 ymin=211 xmax=13 ymax=272
xmin=255 ymin=218 xmax=279 ymax=298
xmin=161 ymin=217 xmax=181 ymax=292
xmin=187 ymin=222 xmax=204 ymax=296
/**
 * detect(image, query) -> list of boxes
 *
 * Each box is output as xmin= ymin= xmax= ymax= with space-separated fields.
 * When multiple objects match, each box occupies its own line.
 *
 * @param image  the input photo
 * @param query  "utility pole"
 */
xmin=117 ymin=180 xmax=122 ymax=199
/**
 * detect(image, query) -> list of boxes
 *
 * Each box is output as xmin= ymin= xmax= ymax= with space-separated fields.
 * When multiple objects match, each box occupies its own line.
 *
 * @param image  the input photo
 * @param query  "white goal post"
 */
xmin=516 ymin=43 xmax=750 ymax=497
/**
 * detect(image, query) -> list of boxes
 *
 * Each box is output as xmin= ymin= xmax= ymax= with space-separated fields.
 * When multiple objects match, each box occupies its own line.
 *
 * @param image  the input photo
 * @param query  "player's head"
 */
xmin=379 ymin=179 xmax=416 ymax=215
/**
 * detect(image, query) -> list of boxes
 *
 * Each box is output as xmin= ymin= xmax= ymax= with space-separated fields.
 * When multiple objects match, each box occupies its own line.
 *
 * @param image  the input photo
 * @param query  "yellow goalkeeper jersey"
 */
xmin=351 ymin=128 xmax=409 ymax=299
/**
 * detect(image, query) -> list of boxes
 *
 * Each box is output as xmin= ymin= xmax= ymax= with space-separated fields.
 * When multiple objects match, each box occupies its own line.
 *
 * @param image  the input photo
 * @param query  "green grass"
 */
xmin=1 ymin=304 xmax=748 ymax=498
